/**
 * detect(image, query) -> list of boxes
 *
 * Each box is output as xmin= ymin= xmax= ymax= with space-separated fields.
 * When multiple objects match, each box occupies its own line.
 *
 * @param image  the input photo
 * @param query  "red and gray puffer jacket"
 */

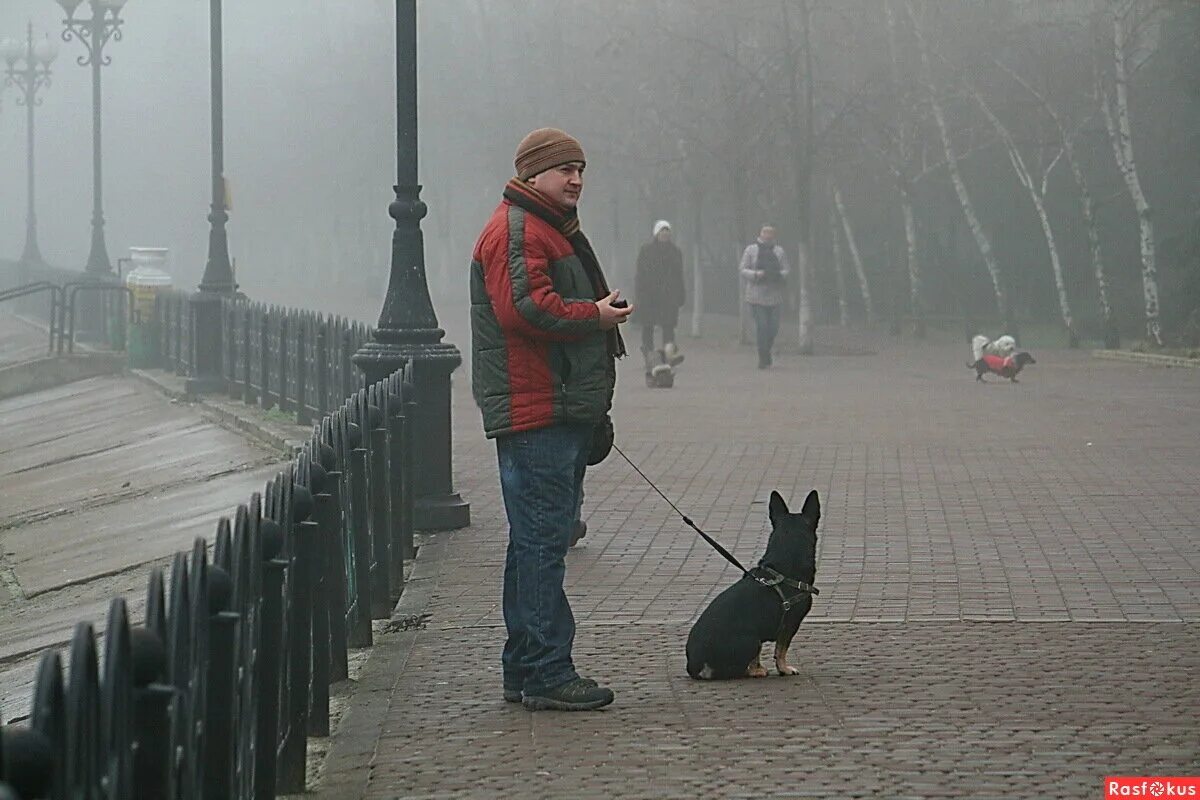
xmin=470 ymin=199 xmax=614 ymax=438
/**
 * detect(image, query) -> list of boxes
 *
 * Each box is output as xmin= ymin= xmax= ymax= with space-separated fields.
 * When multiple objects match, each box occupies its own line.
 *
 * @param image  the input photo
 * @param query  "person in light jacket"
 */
xmin=739 ymin=225 xmax=790 ymax=368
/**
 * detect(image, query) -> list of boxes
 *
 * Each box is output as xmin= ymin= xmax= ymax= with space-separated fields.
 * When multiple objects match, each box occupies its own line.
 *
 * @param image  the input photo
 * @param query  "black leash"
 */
xmin=610 ymin=443 xmax=820 ymax=607
xmin=612 ymin=443 xmax=751 ymax=574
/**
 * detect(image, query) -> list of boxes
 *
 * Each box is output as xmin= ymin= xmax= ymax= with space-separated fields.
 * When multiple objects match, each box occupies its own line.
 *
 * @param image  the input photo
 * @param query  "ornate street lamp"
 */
xmin=187 ymin=0 xmax=236 ymax=394
xmin=353 ymin=0 xmax=469 ymax=531
xmin=56 ymin=0 xmax=127 ymax=276
xmin=2 ymin=24 xmax=56 ymax=266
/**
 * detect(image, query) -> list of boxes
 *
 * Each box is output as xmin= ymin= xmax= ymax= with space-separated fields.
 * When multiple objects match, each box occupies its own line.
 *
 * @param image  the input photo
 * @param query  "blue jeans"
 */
xmin=496 ymin=423 xmax=592 ymax=694
xmin=750 ymin=303 xmax=780 ymax=365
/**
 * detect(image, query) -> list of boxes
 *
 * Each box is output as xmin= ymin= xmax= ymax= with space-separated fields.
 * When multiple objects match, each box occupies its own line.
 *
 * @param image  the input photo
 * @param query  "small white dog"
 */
xmin=971 ymin=334 xmax=1016 ymax=362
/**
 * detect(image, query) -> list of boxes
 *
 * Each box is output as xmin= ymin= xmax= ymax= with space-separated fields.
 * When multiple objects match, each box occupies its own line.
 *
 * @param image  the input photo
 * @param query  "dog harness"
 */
xmin=748 ymin=563 xmax=819 ymax=611
xmin=610 ymin=442 xmax=823 ymax=624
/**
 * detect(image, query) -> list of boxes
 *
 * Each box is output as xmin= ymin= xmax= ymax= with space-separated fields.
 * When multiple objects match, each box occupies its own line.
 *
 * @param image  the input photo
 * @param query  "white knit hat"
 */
xmin=653 ymin=220 xmax=672 ymax=237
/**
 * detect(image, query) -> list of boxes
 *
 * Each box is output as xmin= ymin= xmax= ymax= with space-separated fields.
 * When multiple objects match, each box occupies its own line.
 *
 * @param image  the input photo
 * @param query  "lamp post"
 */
xmin=187 ymin=0 xmax=236 ymax=394
xmin=353 ymin=0 xmax=469 ymax=531
xmin=2 ymin=24 xmax=57 ymax=267
xmin=56 ymin=0 xmax=127 ymax=276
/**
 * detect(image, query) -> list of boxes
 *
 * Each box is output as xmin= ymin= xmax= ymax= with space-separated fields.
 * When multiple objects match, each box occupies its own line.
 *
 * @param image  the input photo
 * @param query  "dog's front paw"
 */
xmin=746 ymin=664 xmax=768 ymax=678
xmin=776 ymin=665 xmax=800 ymax=676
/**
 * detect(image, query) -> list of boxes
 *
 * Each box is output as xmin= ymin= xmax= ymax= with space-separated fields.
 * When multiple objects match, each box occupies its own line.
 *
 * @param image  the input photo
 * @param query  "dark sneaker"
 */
xmin=522 ymin=677 xmax=613 ymax=711
xmin=505 ymin=676 xmax=596 ymax=703
xmin=570 ymin=520 xmax=587 ymax=547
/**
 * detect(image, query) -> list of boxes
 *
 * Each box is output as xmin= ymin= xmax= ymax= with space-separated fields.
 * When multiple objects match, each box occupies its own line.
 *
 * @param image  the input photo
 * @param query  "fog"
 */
xmin=2 ymin=0 xmax=1197 ymax=345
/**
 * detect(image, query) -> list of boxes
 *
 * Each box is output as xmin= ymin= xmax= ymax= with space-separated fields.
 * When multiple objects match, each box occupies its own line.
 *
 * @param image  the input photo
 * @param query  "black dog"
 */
xmin=969 ymin=351 xmax=1036 ymax=382
xmin=686 ymin=490 xmax=820 ymax=679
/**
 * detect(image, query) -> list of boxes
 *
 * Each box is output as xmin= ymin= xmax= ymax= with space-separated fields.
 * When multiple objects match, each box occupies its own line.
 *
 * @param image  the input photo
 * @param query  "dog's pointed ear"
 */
xmin=768 ymin=491 xmax=789 ymax=524
xmin=801 ymin=490 xmax=820 ymax=524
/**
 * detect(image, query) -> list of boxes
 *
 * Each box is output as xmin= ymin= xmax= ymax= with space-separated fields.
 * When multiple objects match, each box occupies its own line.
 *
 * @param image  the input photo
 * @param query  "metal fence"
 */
xmin=0 ymin=364 xmax=418 ymax=799
xmin=0 ymin=265 xmax=131 ymax=355
xmin=149 ymin=291 xmax=372 ymax=425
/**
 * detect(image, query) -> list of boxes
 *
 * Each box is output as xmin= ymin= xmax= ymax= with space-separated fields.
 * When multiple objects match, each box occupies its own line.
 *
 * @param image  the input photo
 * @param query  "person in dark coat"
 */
xmin=634 ymin=220 xmax=686 ymax=373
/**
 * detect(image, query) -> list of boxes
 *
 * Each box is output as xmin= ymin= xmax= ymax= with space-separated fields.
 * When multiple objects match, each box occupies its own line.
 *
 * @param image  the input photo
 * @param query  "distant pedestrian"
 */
xmin=470 ymin=127 xmax=631 ymax=711
xmin=634 ymin=220 xmax=686 ymax=384
xmin=739 ymin=225 xmax=790 ymax=368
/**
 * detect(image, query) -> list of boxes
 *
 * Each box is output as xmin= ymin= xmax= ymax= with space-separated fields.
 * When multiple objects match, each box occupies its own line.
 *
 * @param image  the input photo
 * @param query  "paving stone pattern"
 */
xmin=318 ymin=337 xmax=1200 ymax=799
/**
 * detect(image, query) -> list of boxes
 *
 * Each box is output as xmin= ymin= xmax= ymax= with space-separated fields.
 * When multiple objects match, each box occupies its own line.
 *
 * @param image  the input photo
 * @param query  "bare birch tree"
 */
xmin=832 ymin=184 xmax=876 ymax=327
xmin=883 ymin=0 xmax=925 ymax=338
xmin=782 ymin=0 xmax=817 ymax=354
xmin=906 ymin=0 xmax=1016 ymax=337
xmin=996 ymin=59 xmax=1120 ymax=348
xmin=830 ymin=203 xmax=849 ymax=326
xmin=1097 ymin=0 xmax=1163 ymax=346
xmin=966 ymin=87 xmax=1078 ymax=346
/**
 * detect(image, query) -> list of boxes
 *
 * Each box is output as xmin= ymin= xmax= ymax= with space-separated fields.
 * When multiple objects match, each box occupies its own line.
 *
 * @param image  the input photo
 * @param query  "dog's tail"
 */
xmin=971 ymin=335 xmax=990 ymax=363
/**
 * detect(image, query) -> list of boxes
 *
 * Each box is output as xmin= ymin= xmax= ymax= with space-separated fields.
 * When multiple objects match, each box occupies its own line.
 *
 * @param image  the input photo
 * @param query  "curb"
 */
xmin=312 ymin=533 xmax=449 ymax=800
xmin=127 ymin=369 xmax=309 ymax=458
xmin=1091 ymin=349 xmax=1200 ymax=369
xmin=0 ymin=353 xmax=127 ymax=401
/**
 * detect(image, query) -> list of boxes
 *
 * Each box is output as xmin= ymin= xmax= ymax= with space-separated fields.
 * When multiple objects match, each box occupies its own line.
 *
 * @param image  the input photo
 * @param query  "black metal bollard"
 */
xmin=65 ymin=623 xmax=101 ymax=798
xmin=30 ymin=651 xmax=65 ymax=800
xmin=347 ymin=426 xmax=374 ymax=645
xmin=254 ymin=517 xmax=286 ymax=800
xmin=184 ymin=541 xmax=212 ymax=799
xmin=400 ymin=373 xmax=419 ymax=561
xmin=130 ymin=626 xmax=172 ymax=799
xmin=315 ymin=430 xmax=349 ymax=683
xmin=164 ymin=553 xmax=192 ymax=800
xmin=0 ymin=726 xmax=53 ymax=800
xmin=364 ymin=395 xmax=394 ymax=618
xmin=301 ymin=452 xmax=332 ymax=736
xmin=203 ymin=565 xmax=238 ymax=799
xmin=101 ymin=598 xmax=134 ymax=799
xmin=230 ymin=498 xmax=261 ymax=799
xmin=275 ymin=475 xmax=314 ymax=794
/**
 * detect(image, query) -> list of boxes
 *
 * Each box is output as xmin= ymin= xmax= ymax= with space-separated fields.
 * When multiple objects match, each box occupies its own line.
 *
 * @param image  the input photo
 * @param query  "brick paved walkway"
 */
xmin=318 ymin=333 xmax=1200 ymax=799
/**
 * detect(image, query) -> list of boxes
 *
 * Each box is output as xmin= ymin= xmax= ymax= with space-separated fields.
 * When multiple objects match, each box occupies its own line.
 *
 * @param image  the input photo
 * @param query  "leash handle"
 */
xmin=614 ymin=445 xmax=750 ymax=575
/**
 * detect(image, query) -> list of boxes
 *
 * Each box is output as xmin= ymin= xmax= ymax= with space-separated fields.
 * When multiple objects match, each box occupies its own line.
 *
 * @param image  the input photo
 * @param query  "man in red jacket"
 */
xmin=470 ymin=128 xmax=632 ymax=710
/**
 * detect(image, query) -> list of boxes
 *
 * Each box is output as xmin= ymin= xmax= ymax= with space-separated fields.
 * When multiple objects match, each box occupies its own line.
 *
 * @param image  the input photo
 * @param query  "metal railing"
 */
xmin=0 ymin=281 xmax=65 ymax=355
xmin=0 ymin=364 xmax=418 ymax=799
xmin=0 ymin=279 xmax=131 ymax=356
xmin=146 ymin=291 xmax=372 ymax=425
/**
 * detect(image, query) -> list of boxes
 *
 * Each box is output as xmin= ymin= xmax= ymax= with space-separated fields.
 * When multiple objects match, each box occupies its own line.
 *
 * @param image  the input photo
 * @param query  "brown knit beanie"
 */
xmin=514 ymin=128 xmax=586 ymax=181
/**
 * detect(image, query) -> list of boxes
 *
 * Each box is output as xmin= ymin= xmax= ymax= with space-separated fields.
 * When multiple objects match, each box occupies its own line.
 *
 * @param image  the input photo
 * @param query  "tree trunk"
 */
xmin=690 ymin=189 xmax=703 ymax=338
xmin=899 ymin=183 xmax=925 ymax=337
xmin=885 ymin=0 xmax=924 ymax=338
xmin=907 ymin=1 xmax=1015 ymax=337
xmin=797 ymin=242 xmax=814 ymax=354
xmin=997 ymin=59 xmax=1119 ymax=348
xmin=831 ymin=204 xmax=849 ymax=327
xmin=1068 ymin=141 xmax=1119 ymax=348
xmin=832 ymin=185 xmax=876 ymax=327
xmin=1101 ymin=3 xmax=1162 ymax=346
xmin=970 ymin=89 xmax=1078 ymax=347
xmin=782 ymin=0 xmax=816 ymax=355
xmin=738 ymin=243 xmax=750 ymax=346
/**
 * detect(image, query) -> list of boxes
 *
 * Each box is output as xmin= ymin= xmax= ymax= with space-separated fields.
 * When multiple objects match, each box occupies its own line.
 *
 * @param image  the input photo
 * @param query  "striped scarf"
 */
xmin=503 ymin=178 xmax=626 ymax=359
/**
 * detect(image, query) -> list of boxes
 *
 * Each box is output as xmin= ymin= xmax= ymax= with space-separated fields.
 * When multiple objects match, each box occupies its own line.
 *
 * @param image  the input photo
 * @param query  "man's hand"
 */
xmin=756 ymin=270 xmax=766 ymax=280
xmin=596 ymin=291 xmax=633 ymax=330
